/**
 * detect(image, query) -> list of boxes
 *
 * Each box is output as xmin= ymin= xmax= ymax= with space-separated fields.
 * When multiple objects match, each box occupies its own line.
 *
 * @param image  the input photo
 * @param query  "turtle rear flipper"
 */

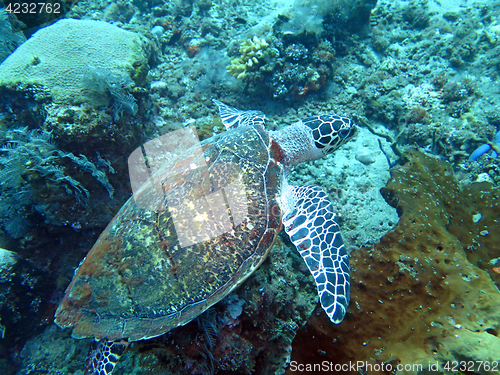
xmin=213 ymin=99 xmax=266 ymax=129
xmin=85 ymin=339 xmax=128 ymax=375
xmin=281 ymin=184 xmax=350 ymax=323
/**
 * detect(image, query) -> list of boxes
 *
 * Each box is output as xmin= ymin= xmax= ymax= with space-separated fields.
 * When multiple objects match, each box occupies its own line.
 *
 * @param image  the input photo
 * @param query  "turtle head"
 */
xmin=270 ymin=113 xmax=356 ymax=167
xmin=302 ymin=114 xmax=356 ymax=154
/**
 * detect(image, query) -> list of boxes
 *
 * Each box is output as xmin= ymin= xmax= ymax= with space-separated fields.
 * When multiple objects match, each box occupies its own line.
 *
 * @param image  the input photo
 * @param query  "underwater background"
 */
xmin=0 ymin=0 xmax=499 ymax=374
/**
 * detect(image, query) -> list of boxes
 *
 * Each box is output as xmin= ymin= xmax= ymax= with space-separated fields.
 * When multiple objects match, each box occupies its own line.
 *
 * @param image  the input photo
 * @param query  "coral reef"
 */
xmin=281 ymin=0 xmax=377 ymax=37
xmin=0 ymin=18 xmax=148 ymax=105
xmin=402 ymin=0 xmax=430 ymax=30
xmin=0 ymin=247 xmax=56 ymax=363
xmin=234 ymin=37 xmax=335 ymax=101
xmin=0 ymin=127 xmax=114 ymax=238
xmin=3 ymin=0 xmax=500 ymax=374
xmin=17 ymin=325 xmax=90 ymax=375
xmin=290 ymin=151 xmax=500 ymax=374
xmin=222 ymin=0 xmax=376 ymax=102
xmin=347 ymin=1 xmax=500 ymax=165
xmin=0 ymin=8 xmax=26 ymax=64
xmin=82 ymin=65 xmax=138 ymax=121
xmin=226 ymin=36 xmax=270 ymax=79
xmin=192 ymin=47 xmax=238 ymax=98
xmin=281 ymin=1 xmax=325 ymax=36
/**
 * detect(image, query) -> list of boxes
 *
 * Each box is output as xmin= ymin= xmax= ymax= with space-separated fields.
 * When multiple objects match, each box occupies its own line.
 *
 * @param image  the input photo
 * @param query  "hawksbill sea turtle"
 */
xmin=54 ymin=100 xmax=356 ymax=375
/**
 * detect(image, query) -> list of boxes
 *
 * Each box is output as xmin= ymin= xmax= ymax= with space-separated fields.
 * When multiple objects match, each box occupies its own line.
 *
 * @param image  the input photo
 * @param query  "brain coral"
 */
xmin=0 ymin=19 xmax=147 ymax=104
xmin=289 ymin=151 xmax=500 ymax=374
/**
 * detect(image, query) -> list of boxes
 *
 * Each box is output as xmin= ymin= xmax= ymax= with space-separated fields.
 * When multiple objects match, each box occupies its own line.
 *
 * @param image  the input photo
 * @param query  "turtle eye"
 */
xmin=339 ymin=128 xmax=352 ymax=139
xmin=303 ymin=115 xmax=355 ymax=151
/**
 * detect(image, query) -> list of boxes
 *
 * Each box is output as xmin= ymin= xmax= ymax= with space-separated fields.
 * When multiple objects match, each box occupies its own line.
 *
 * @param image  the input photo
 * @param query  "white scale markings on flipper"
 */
xmin=281 ymin=184 xmax=350 ymax=323
xmin=86 ymin=339 xmax=128 ymax=375
xmin=213 ymin=99 xmax=266 ymax=129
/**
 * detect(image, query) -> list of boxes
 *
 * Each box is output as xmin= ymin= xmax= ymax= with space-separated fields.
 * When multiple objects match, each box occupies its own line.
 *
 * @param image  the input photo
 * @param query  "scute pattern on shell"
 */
xmin=55 ymin=124 xmax=284 ymax=341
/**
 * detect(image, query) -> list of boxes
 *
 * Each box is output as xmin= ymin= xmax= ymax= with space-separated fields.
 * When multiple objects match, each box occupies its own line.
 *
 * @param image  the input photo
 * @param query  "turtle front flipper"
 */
xmin=213 ymin=99 xmax=266 ymax=129
xmin=280 ymin=184 xmax=350 ymax=323
xmin=85 ymin=339 xmax=128 ymax=375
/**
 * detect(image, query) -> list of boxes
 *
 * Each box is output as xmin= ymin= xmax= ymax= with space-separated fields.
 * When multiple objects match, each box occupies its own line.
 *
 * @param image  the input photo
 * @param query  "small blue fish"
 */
xmin=469 ymin=131 xmax=500 ymax=160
